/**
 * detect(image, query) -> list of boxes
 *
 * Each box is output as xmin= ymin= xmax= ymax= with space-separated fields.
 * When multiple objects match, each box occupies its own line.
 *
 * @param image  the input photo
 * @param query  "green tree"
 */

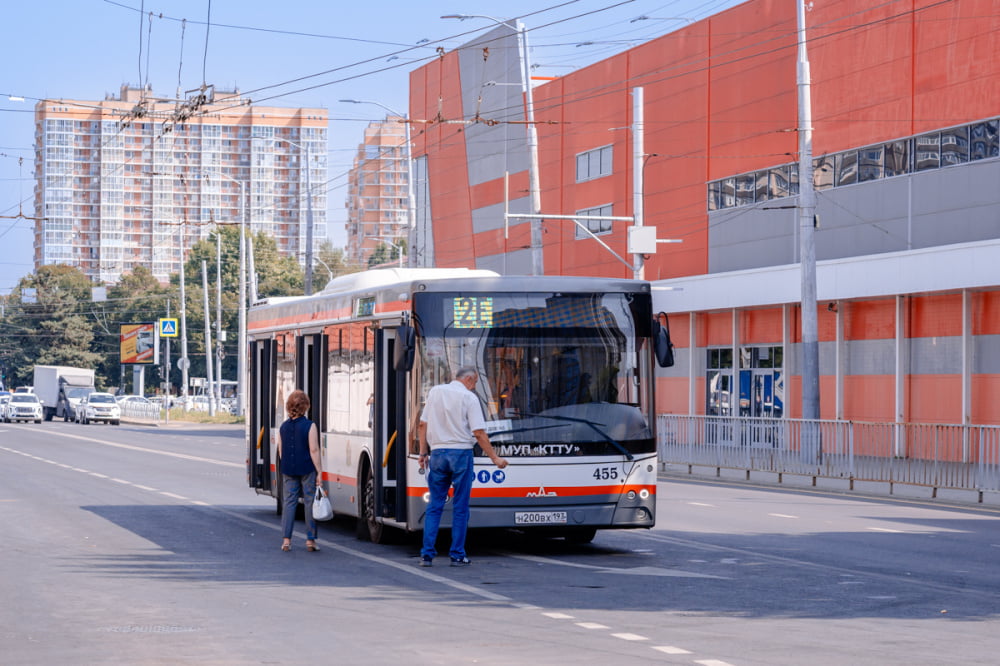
xmin=0 ymin=265 xmax=103 ymax=388
xmin=367 ymin=239 xmax=407 ymax=268
xmin=313 ymin=240 xmax=360 ymax=290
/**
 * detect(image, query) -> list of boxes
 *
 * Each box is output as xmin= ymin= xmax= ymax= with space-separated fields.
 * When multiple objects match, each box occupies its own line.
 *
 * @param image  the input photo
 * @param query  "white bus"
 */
xmin=247 ymin=268 xmax=674 ymax=543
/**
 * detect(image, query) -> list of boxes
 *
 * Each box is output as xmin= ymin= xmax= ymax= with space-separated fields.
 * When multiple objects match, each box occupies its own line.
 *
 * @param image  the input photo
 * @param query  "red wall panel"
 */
xmin=972 ymin=376 xmax=1000 ymax=425
xmin=843 ymin=375 xmax=896 ymax=422
xmin=657 ymin=377 xmax=690 ymax=414
xmin=845 ymin=300 xmax=896 ymax=341
xmin=908 ymin=375 xmax=962 ymax=424
xmin=697 ymin=311 xmax=732 ymax=347
xmin=738 ymin=308 xmax=783 ymax=344
xmin=973 ymin=290 xmax=1000 ymax=335
xmin=910 ymin=293 xmax=962 ymax=338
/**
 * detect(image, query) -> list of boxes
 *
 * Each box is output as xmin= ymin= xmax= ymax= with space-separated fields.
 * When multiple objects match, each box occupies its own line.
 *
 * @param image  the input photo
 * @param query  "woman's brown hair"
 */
xmin=286 ymin=390 xmax=310 ymax=419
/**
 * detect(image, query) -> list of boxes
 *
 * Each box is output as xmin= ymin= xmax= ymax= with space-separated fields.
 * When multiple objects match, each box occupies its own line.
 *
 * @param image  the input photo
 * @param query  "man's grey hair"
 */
xmin=455 ymin=366 xmax=478 ymax=380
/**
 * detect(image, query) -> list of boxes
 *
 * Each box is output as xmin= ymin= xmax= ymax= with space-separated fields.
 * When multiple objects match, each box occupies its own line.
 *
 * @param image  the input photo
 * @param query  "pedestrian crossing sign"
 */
xmin=159 ymin=318 xmax=179 ymax=337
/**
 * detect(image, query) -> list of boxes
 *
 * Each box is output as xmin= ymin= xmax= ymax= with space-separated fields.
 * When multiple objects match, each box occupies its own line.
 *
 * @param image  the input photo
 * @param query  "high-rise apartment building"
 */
xmin=34 ymin=85 xmax=327 ymax=284
xmin=345 ymin=116 xmax=409 ymax=266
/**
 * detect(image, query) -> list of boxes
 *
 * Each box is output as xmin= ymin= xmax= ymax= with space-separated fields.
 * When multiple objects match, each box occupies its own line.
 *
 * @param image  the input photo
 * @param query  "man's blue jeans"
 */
xmin=421 ymin=448 xmax=474 ymax=561
xmin=281 ymin=472 xmax=318 ymax=541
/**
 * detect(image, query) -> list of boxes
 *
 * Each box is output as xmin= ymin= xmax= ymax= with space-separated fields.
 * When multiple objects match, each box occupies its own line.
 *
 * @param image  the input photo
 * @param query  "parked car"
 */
xmin=0 ymin=391 xmax=11 ymax=411
xmin=116 ymin=395 xmax=151 ymax=406
xmin=77 ymin=392 xmax=121 ymax=425
xmin=4 ymin=393 xmax=43 ymax=423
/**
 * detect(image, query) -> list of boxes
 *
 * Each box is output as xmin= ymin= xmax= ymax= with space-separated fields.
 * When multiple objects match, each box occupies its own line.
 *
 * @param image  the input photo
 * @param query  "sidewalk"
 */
xmin=660 ymin=462 xmax=1000 ymax=511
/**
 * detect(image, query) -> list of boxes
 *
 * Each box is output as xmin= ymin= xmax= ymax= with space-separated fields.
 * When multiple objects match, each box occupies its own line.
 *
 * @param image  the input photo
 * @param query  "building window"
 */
xmin=706 ymin=345 xmax=783 ymax=419
xmin=573 ymin=204 xmax=613 ymax=239
xmin=707 ymin=116 xmax=999 ymax=211
xmin=914 ymin=133 xmax=940 ymax=171
xmin=575 ymin=145 xmax=613 ymax=182
xmin=970 ymin=120 xmax=999 ymax=160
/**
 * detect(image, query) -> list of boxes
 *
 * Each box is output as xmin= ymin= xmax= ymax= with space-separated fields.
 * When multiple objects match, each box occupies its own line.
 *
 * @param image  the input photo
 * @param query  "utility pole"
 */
xmin=215 ymin=232 xmax=223 ymax=410
xmin=178 ymin=221 xmax=190 ymax=409
xmin=797 ymin=0 xmax=820 ymax=422
xmin=632 ymin=86 xmax=645 ymax=281
xmin=164 ymin=299 xmax=170 ymax=423
xmin=518 ymin=20 xmax=543 ymax=277
xmin=304 ymin=142 xmax=315 ymax=295
xmin=201 ymin=259 xmax=216 ymax=416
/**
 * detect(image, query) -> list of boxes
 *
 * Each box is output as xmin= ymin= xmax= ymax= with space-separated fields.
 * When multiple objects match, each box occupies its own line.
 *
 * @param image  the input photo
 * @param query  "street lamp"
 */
xmin=375 ymin=236 xmax=405 ymax=267
xmin=339 ymin=99 xmax=416 ymax=267
xmin=256 ymin=135 xmax=320 ymax=295
xmin=441 ymin=14 xmax=543 ymax=275
xmin=201 ymin=170 xmax=247 ymax=418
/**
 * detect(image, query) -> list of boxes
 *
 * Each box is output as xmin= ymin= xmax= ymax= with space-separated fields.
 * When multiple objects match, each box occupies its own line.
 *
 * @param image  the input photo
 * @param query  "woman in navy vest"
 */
xmin=277 ymin=389 xmax=323 ymax=552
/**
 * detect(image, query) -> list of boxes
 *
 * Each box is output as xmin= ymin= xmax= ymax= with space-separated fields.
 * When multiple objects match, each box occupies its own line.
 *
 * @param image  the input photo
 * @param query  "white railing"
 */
xmin=119 ymin=401 xmax=162 ymax=422
xmin=657 ymin=415 xmax=1000 ymax=494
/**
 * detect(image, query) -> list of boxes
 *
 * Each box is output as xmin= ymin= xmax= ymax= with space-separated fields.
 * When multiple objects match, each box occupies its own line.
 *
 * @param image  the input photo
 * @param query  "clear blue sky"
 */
xmin=0 ymin=0 xmax=742 ymax=294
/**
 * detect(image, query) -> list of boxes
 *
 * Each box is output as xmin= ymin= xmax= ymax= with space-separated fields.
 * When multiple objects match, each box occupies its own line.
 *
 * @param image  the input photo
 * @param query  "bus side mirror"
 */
xmin=653 ymin=314 xmax=675 ymax=368
xmin=394 ymin=324 xmax=415 ymax=372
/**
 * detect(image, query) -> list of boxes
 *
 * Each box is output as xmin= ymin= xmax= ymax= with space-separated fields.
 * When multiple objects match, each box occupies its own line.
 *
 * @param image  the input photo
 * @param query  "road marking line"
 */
xmin=90 ymin=473 xmax=109 ymax=478
xmin=575 ymin=622 xmax=609 ymax=630
xmin=27 ymin=429 xmax=242 ymax=468
xmin=159 ymin=492 xmax=188 ymax=500
xmin=507 ymin=553 xmax=726 ymax=579
xmin=696 ymin=661 xmax=736 ymax=666
xmin=191 ymin=501 xmax=210 ymax=506
xmin=769 ymin=513 xmax=798 ymax=519
xmin=611 ymin=633 xmax=648 ymax=641
xmin=652 ymin=646 xmax=692 ymax=655
xmin=688 ymin=502 xmax=714 ymax=507
xmin=543 ymin=612 xmax=574 ymax=619
xmin=134 ymin=484 xmax=157 ymax=491
xmin=111 ymin=478 xmax=131 ymax=484
xmin=867 ymin=527 xmax=903 ymax=533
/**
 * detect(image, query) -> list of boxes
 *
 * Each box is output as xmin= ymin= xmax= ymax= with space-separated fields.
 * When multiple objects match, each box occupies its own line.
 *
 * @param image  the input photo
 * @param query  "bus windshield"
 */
xmin=413 ymin=291 xmax=655 ymax=457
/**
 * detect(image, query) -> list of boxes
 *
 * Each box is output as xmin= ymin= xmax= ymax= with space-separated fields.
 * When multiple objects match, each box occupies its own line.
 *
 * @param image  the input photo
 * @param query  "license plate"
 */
xmin=514 ymin=511 xmax=568 ymax=525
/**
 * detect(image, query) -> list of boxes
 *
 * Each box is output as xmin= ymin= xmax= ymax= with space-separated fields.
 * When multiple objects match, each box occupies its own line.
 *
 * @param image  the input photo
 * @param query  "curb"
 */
xmin=660 ymin=463 xmax=1000 ymax=512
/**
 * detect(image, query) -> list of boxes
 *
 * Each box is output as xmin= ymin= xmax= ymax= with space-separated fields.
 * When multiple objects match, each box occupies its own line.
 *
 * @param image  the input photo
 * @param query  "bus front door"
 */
xmin=373 ymin=328 xmax=408 ymax=525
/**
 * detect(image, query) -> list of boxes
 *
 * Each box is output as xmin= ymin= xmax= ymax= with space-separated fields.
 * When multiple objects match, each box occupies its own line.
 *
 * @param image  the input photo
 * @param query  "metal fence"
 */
xmin=119 ymin=401 xmax=162 ymax=422
xmin=657 ymin=415 xmax=1000 ymax=495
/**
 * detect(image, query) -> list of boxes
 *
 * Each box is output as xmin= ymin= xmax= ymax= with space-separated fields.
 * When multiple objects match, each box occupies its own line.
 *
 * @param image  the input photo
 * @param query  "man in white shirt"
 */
xmin=417 ymin=366 xmax=508 ymax=567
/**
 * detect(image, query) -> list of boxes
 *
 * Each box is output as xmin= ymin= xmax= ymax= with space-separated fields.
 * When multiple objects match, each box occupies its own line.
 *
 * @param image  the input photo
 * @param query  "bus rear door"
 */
xmin=249 ymin=339 xmax=276 ymax=493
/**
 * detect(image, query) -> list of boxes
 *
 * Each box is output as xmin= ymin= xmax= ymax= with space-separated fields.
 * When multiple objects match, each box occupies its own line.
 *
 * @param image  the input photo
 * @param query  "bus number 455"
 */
xmin=593 ymin=467 xmax=619 ymax=480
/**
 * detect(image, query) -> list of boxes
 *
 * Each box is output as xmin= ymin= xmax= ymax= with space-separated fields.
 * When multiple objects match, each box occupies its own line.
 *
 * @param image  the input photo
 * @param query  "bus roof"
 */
xmin=249 ymin=268 xmax=651 ymax=330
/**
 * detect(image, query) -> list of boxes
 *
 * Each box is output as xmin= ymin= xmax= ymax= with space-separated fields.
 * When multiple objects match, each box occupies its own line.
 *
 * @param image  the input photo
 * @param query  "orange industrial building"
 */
xmin=409 ymin=0 xmax=1000 ymax=426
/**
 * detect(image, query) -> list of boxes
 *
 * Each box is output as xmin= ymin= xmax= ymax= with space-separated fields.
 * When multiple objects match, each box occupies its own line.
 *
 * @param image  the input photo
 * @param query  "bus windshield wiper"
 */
xmin=521 ymin=413 xmax=634 ymax=461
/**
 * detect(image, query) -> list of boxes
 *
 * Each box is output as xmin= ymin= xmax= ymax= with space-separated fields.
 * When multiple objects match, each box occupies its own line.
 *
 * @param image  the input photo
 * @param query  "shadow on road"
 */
xmin=74 ymin=503 xmax=1000 ymax=620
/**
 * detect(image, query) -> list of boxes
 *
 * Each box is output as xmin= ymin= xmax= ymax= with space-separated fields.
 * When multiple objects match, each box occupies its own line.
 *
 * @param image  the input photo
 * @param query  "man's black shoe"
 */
xmin=450 ymin=557 xmax=471 ymax=567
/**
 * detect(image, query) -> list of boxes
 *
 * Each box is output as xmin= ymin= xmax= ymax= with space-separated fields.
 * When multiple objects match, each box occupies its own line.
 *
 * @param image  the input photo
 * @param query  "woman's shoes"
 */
xmin=281 ymin=540 xmax=291 ymax=552
xmin=306 ymin=541 xmax=320 ymax=552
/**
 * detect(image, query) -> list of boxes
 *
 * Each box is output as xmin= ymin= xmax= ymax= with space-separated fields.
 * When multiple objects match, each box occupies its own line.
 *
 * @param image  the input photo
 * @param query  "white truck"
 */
xmin=33 ymin=365 xmax=96 ymax=422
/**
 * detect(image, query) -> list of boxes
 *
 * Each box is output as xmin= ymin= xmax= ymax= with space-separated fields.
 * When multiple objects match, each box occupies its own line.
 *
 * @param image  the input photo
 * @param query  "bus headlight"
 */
xmin=626 ymin=490 xmax=636 ymax=501
xmin=639 ymin=489 xmax=650 ymax=500
xmin=422 ymin=492 xmax=431 ymax=503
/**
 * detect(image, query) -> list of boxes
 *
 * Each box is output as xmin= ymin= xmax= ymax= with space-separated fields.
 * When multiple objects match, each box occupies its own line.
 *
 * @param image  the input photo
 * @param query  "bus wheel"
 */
xmin=357 ymin=461 xmax=384 ymax=544
xmin=564 ymin=527 xmax=597 ymax=544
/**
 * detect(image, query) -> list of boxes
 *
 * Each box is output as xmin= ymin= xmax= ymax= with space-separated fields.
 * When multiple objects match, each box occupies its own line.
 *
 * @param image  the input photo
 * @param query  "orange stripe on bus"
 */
xmin=405 ymin=484 xmax=656 ymax=498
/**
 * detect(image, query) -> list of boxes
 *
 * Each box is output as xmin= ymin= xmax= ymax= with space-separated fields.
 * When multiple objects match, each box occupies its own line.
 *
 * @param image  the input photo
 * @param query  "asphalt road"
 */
xmin=2 ymin=420 xmax=998 ymax=665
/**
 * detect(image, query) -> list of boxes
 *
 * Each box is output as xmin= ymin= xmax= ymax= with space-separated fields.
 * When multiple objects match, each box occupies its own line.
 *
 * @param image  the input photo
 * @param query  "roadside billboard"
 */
xmin=120 ymin=323 xmax=157 ymax=365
